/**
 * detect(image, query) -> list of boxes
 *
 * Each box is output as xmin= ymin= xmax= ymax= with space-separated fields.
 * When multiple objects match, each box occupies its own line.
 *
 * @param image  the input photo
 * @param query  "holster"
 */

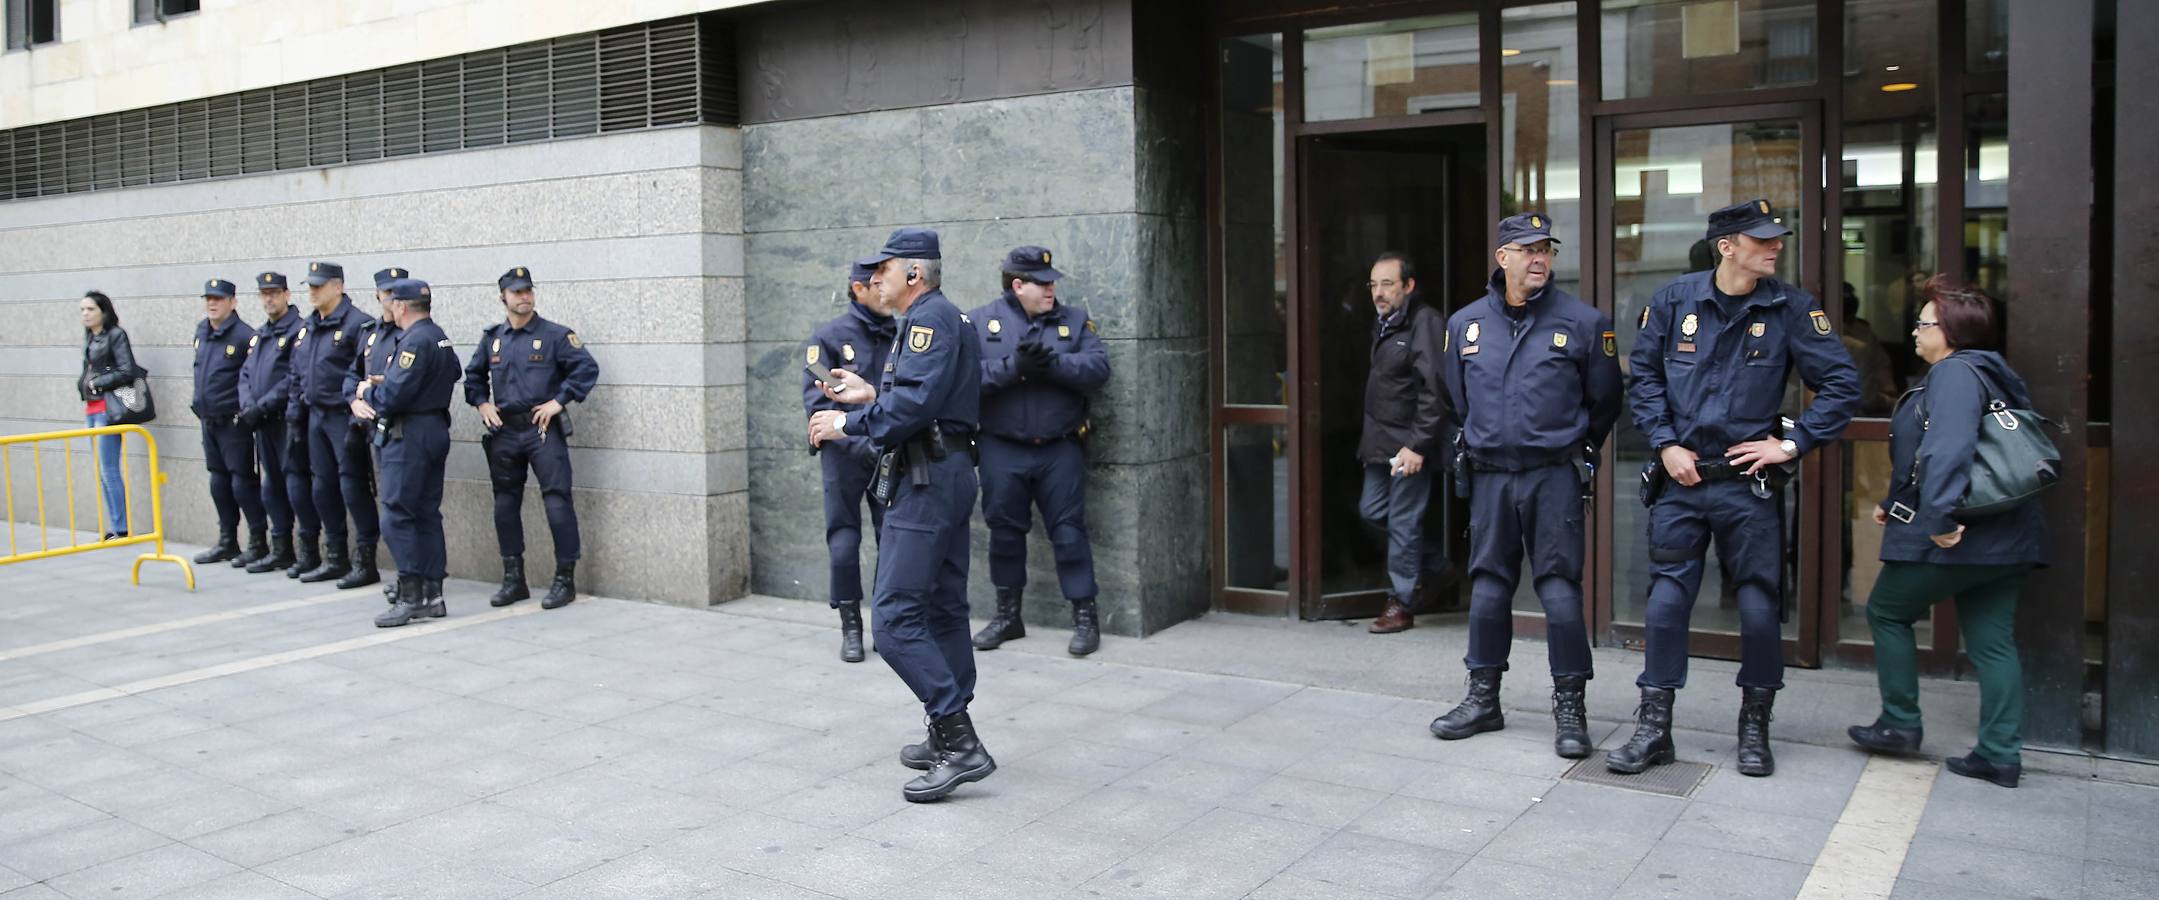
xmin=371 ymin=416 xmax=392 ymax=448
xmin=1450 ymin=433 xmax=1470 ymax=498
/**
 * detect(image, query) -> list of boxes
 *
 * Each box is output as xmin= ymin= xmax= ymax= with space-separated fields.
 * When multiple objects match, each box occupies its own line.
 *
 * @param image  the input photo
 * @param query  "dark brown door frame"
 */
xmin=1591 ymin=100 xmax=1827 ymax=668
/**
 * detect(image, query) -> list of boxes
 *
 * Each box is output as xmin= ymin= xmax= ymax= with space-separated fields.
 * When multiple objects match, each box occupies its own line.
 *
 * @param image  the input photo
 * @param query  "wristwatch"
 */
xmin=1778 ymin=438 xmax=1799 ymax=458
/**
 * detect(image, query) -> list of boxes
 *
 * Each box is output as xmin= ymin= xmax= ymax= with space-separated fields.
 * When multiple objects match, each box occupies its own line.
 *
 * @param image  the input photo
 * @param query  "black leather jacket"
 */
xmin=80 ymin=327 xmax=138 ymax=401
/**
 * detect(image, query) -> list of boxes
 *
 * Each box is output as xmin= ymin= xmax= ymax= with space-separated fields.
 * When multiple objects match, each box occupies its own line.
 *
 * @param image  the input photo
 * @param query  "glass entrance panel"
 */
xmin=1606 ymin=118 xmax=1807 ymax=646
xmin=1304 ymin=14 xmax=1481 ymax=122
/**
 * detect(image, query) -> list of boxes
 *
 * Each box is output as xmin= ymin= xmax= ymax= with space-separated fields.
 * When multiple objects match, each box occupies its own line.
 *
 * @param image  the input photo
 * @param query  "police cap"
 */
xmin=1002 ymin=245 xmax=1065 ymax=283
xmin=201 ymin=278 xmax=237 ymax=299
xmin=255 ymin=272 xmax=288 ymax=291
xmin=373 ymin=267 xmax=409 ymax=290
xmin=389 ymin=279 xmax=432 ymax=301
xmin=1707 ymin=199 xmax=1792 ymax=241
xmin=499 ymin=267 xmax=535 ymax=292
xmin=848 ymin=257 xmax=880 ymax=286
xmin=1496 ymin=212 xmax=1559 ymax=249
xmin=303 ymin=262 xmax=345 ymax=286
xmin=868 ymin=227 xmax=941 ymax=262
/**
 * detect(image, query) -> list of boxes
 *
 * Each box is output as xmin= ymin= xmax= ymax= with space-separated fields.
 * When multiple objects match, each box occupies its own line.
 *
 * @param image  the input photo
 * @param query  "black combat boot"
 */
xmin=336 ymin=541 xmax=380 ymax=589
xmin=903 ymin=710 xmax=996 ymax=803
xmin=193 ymin=528 xmax=240 ymax=564
xmin=1067 ymin=597 xmax=1100 ymax=656
xmin=383 ymin=576 xmax=399 ymax=606
xmin=286 ymin=533 xmax=319 ymax=579
xmin=232 ymin=528 xmax=268 ymax=568
xmin=299 ymin=537 xmax=349 ymax=583
xmin=248 ymin=533 xmax=293 ymax=574
xmin=373 ymin=575 xmax=433 ymax=628
xmin=1430 ymin=668 xmax=1505 ymax=740
xmin=540 ymin=561 xmax=577 ymax=609
xmin=837 ymin=602 xmax=866 ymax=663
xmin=971 ymin=587 xmax=1025 ymax=650
xmin=1552 ymin=675 xmax=1592 ymax=760
xmin=1736 ymin=687 xmax=1777 ymax=777
xmin=489 ymin=556 xmax=530 ymax=607
xmin=899 ymin=719 xmax=940 ymax=771
xmin=1606 ymin=687 xmax=1677 ymax=774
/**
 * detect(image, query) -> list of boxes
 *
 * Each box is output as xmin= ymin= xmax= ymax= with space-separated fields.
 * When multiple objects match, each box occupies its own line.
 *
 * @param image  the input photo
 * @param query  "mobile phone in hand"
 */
xmin=805 ymin=362 xmax=841 ymax=390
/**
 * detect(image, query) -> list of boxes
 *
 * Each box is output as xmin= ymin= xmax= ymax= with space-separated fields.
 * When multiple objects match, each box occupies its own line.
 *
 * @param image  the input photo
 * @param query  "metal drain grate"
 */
xmin=1561 ymin=752 xmax=1713 ymax=798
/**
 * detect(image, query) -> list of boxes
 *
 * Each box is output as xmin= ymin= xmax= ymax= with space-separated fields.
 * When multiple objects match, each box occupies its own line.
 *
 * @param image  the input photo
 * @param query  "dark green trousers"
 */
xmin=1865 ymin=561 xmax=2030 ymax=764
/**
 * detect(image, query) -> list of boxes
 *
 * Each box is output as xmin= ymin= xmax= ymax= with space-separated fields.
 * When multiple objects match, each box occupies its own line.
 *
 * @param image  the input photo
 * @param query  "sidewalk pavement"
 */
xmin=0 ymin=541 xmax=2151 ymax=899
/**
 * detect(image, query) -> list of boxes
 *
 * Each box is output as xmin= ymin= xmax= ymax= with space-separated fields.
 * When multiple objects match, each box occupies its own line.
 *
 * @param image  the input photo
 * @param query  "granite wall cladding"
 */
xmin=0 ymin=127 xmax=751 ymax=609
xmin=743 ymin=83 xmax=1211 ymax=636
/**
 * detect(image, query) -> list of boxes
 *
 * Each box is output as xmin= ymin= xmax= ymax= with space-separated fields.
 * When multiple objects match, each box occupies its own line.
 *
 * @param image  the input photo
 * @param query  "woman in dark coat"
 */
xmin=1847 ymin=277 xmax=2044 ymax=788
xmin=79 ymin=291 xmax=136 ymax=539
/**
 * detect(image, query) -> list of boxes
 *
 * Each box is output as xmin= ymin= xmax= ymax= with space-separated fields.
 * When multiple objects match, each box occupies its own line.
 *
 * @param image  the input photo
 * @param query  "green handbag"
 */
xmin=1924 ymin=357 xmax=2061 ymax=517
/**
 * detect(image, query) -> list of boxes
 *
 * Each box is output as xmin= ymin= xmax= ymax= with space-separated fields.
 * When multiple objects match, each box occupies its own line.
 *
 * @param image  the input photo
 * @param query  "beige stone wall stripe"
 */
xmin=0 ymin=603 xmax=543 ymax=723
xmin=1797 ymin=754 xmax=1939 ymax=899
xmin=0 ymin=586 xmax=379 ymax=662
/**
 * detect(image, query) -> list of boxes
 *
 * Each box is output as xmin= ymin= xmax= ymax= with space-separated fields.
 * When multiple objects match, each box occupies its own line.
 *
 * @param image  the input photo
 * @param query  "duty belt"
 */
xmin=1467 ymin=449 xmax=1576 ymax=472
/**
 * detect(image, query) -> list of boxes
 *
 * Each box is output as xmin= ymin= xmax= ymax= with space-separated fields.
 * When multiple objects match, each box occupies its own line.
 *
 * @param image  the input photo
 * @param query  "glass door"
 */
xmin=1595 ymin=106 xmax=1825 ymax=666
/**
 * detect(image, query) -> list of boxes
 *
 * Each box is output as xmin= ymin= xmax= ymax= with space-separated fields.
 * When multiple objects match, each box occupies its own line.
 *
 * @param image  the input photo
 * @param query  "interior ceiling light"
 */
xmin=1546 ymin=79 xmax=1578 ymax=86
xmin=1880 ymin=82 xmax=1920 ymax=93
xmin=1885 ymin=64 xmax=1902 ymax=71
xmin=1501 ymin=48 xmax=1522 ymax=56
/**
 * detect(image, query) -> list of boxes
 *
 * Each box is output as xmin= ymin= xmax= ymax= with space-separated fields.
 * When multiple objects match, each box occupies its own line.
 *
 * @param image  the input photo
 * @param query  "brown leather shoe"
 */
xmin=1369 ymin=597 xmax=1415 ymax=634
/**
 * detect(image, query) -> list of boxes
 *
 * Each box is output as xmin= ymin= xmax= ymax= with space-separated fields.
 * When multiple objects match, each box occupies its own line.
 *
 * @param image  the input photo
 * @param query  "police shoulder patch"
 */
xmin=225 ymin=344 xmax=236 ymax=357
xmin=807 ymin=345 xmax=820 ymax=365
xmin=1084 ymin=319 xmax=1096 ymax=334
xmin=1639 ymin=306 xmax=1651 ymax=329
xmin=908 ymin=325 xmax=935 ymax=353
xmin=1602 ymin=331 xmax=1617 ymax=357
xmin=1809 ymin=309 xmax=1831 ymax=335
xmin=567 ymin=333 xmax=583 ymax=349
xmin=1552 ymin=332 xmax=1568 ymax=349
xmin=436 ymin=339 xmax=452 ymax=349
xmin=397 ymin=350 xmax=415 ymax=369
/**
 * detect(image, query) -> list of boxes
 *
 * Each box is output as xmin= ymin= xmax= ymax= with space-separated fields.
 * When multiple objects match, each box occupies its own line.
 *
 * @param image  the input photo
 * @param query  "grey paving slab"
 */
xmin=1076 ymin=842 xmax=1283 ymax=900
xmin=1895 ymin=834 xmax=2086 ymax=899
xmin=0 ymin=816 xmax=172 ymax=882
xmin=1345 ymin=793 xmax=1521 ymax=855
xmin=1610 ymin=841 xmax=1810 ymax=899
xmin=41 ymin=842 xmax=240 ymax=899
xmin=2086 ymin=859 xmax=2159 ymax=900
xmin=156 ymin=869 xmax=326 ymax=900
xmin=254 ymin=831 xmax=442 ymax=898
xmin=183 ymin=808 xmax=361 ymax=869
xmin=1218 ymin=772 xmax=1390 ymax=829
xmin=1283 ymin=830 xmax=1469 ymax=898
xmin=1659 ymin=799 xmax=1835 ymax=864
xmin=1427 ymin=855 xmax=1606 ymax=899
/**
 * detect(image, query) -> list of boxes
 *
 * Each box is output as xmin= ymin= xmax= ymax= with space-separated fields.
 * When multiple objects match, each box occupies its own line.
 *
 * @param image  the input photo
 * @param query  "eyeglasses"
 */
xmin=1914 ymin=321 xmax=1939 ymax=330
xmin=1368 ymin=279 xmax=1403 ymax=290
xmin=1500 ymin=244 xmax=1559 ymax=258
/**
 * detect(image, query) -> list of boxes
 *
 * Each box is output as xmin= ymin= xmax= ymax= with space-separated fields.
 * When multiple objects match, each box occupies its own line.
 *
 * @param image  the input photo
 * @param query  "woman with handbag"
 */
xmin=1847 ymin=277 xmax=2047 ymax=788
xmin=79 ymin=291 xmax=136 ymax=540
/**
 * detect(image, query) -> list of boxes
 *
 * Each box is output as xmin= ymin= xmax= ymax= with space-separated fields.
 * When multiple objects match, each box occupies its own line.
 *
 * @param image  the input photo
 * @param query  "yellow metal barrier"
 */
xmin=0 ymin=424 xmax=194 ymax=589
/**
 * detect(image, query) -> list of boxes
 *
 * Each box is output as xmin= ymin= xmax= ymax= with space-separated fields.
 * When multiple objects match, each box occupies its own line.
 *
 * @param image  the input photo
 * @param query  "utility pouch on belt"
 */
xmin=1451 ymin=433 xmax=1471 ymax=498
xmin=371 ymin=417 xmax=392 ymax=449
xmin=871 ymin=451 xmax=903 ymax=508
xmin=1639 ymin=460 xmax=1667 ymax=508
xmin=905 ymin=442 xmax=931 ymax=488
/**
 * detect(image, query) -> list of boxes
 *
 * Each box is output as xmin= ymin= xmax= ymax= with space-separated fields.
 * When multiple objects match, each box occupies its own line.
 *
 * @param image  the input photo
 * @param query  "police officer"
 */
xmin=1428 ymin=214 xmax=1621 ymax=759
xmin=804 ymin=257 xmax=896 ymax=662
xmin=338 ymin=267 xmax=411 ymax=595
xmin=1613 ymin=199 xmax=1861 ymax=777
xmin=237 ymin=272 xmax=313 ymax=575
xmin=369 ymin=280 xmax=461 ymax=628
xmin=1357 ymin=252 xmax=1450 ymax=634
xmin=808 ymin=227 xmax=992 ymax=803
xmin=966 ymin=246 xmax=1112 ymax=656
xmin=465 ymin=267 xmax=599 ymax=610
xmin=189 ymin=278 xmax=266 ymax=565
xmin=284 ymin=262 xmax=380 ymax=585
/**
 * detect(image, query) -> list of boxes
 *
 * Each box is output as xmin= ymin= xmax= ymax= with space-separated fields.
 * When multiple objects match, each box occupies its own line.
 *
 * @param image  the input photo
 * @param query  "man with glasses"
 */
xmin=1615 ymin=199 xmax=1860 ymax=777
xmin=1357 ymin=251 xmax=1451 ymax=634
xmin=1429 ymin=214 xmax=1621 ymax=759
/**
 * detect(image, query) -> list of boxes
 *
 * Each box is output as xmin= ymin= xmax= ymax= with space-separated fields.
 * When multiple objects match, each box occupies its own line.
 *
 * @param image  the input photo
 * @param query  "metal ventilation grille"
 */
xmin=0 ymin=14 xmax=738 ymax=201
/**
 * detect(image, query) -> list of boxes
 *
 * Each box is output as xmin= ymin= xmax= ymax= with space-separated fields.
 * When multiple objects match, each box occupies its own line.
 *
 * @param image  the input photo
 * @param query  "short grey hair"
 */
xmin=912 ymin=258 xmax=942 ymax=289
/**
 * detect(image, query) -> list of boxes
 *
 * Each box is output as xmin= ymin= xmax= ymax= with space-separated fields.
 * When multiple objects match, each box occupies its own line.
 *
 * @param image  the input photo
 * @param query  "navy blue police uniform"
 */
xmin=1613 ymin=199 xmax=1860 ymax=777
xmin=805 ymin=259 xmax=896 ymax=614
xmin=1431 ymin=214 xmax=1622 ymax=755
xmin=831 ymin=227 xmax=994 ymax=802
xmin=463 ymin=266 xmax=600 ymax=609
xmin=236 ymin=271 xmax=315 ymax=573
xmin=966 ymin=246 xmax=1112 ymax=655
xmin=190 ymin=279 xmax=265 ymax=561
xmin=369 ymin=280 xmax=461 ymax=628
xmin=332 ymin=266 xmax=411 ymax=592
xmin=284 ymin=262 xmax=381 ymax=582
